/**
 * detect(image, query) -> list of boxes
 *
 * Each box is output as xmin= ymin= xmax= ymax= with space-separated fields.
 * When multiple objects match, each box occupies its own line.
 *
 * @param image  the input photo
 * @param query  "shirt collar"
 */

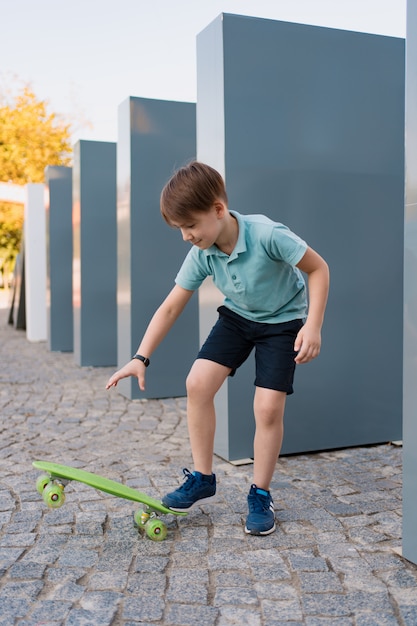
xmin=204 ymin=210 xmax=247 ymax=259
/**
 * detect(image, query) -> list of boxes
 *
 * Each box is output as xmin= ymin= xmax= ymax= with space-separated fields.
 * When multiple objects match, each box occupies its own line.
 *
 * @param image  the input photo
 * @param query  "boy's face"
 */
xmin=171 ymin=204 xmax=225 ymax=250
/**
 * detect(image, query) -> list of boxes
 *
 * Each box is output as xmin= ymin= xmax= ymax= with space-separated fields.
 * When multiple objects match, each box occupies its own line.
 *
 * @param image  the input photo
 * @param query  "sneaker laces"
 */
xmin=177 ymin=468 xmax=197 ymax=492
xmin=248 ymin=486 xmax=272 ymax=514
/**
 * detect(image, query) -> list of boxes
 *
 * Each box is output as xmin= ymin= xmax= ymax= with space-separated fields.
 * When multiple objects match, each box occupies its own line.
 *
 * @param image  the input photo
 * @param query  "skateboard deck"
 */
xmin=33 ymin=460 xmax=186 ymax=541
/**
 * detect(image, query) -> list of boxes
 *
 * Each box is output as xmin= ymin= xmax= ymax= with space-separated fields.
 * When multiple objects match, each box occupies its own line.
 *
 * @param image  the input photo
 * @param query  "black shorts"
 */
xmin=198 ymin=306 xmax=304 ymax=395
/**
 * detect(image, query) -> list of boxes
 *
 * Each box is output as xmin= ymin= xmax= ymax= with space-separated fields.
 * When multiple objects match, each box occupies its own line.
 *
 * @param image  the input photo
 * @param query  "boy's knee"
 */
xmin=186 ymin=369 xmax=204 ymax=397
xmin=254 ymin=390 xmax=286 ymax=426
xmin=257 ymin=408 xmax=282 ymax=428
xmin=186 ymin=367 xmax=218 ymax=401
xmin=186 ymin=360 xmax=229 ymax=401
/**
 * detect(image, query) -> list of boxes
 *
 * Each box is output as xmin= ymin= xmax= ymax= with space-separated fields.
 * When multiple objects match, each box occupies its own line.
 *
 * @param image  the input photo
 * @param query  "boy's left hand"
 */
xmin=294 ymin=324 xmax=321 ymax=364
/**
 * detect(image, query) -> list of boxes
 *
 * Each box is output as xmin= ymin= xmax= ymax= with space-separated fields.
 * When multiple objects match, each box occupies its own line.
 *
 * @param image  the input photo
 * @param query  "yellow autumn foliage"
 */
xmin=0 ymin=84 xmax=73 ymax=280
xmin=0 ymin=86 xmax=72 ymax=184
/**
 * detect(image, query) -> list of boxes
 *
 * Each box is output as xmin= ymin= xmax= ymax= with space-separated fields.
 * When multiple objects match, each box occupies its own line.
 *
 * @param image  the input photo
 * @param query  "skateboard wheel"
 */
xmin=43 ymin=483 xmax=66 ymax=508
xmin=145 ymin=518 xmax=167 ymax=541
xmin=134 ymin=509 xmax=150 ymax=527
xmin=36 ymin=474 xmax=51 ymax=495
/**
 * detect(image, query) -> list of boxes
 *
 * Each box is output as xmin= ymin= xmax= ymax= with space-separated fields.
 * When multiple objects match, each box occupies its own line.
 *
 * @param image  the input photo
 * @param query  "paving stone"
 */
xmin=126 ymin=571 xmax=166 ymax=595
xmin=316 ymin=538 xmax=360 ymax=558
xmin=27 ymin=599 xmax=73 ymax=622
xmin=255 ymin=581 xmax=298 ymax=600
xmin=304 ymin=616 xmax=352 ymax=626
xmin=343 ymin=572 xmax=388 ymax=593
xmin=9 ymin=561 xmax=46 ymax=579
xmin=6 ymin=517 xmax=40 ymax=532
xmin=208 ymin=551 xmax=251 ymax=571
xmin=66 ymin=607 xmax=117 ymax=626
xmin=49 ymin=581 xmax=85 ymax=601
xmin=79 ymin=590 xmax=122 ymax=619
xmin=261 ymin=598 xmax=303 ymax=622
xmin=174 ymin=537 xmax=210 ymax=554
xmin=0 ymin=579 xmax=44 ymax=602
xmin=88 ymin=570 xmax=129 ymax=590
xmin=123 ymin=596 xmax=165 ymax=622
xmin=0 ymin=303 xmax=416 ymax=625
xmin=0 ymin=532 xmax=37 ymax=547
xmin=0 ymin=547 xmax=25 ymax=568
xmin=214 ymin=585 xmax=258 ymax=606
xmin=133 ymin=555 xmax=169 ymax=573
xmin=216 ymin=571 xmax=253 ymax=587
xmin=14 ymin=620 xmax=61 ymax=626
xmin=164 ymin=603 xmax=219 ymax=625
xmin=298 ymin=571 xmax=344 ymax=593
xmin=286 ymin=551 xmax=329 ymax=572
xmin=57 ymin=547 xmax=99 ymax=568
xmin=21 ymin=535 xmax=68 ymax=564
xmin=0 ymin=494 xmax=15 ymax=510
xmin=379 ymin=568 xmax=417 ymax=588
xmin=248 ymin=562 xmax=292 ymax=581
xmin=354 ymin=614 xmax=402 ymax=625
xmin=0 ymin=597 xmax=31 ymax=621
xmin=261 ymin=622 xmax=304 ymax=626
xmin=302 ymin=593 xmax=352 ymax=617
xmin=0 ymin=511 xmax=12 ymax=525
xmin=398 ymin=604 xmax=417 ymax=625
xmin=362 ymin=551 xmax=405 ymax=570
xmin=217 ymin=606 xmax=262 ymax=625
xmin=347 ymin=590 xmax=395 ymax=614
xmin=46 ymin=566 xmax=87 ymax=582
xmin=167 ymin=579 xmax=208 ymax=603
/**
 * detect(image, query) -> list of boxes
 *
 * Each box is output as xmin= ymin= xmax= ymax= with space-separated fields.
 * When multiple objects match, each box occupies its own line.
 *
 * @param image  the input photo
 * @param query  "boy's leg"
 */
xmin=186 ymin=358 xmax=231 ymax=474
xmin=161 ymin=358 xmax=230 ymax=511
xmin=251 ymin=319 xmax=300 ymax=488
xmin=245 ymin=386 xmax=286 ymax=535
xmin=252 ymin=386 xmax=287 ymax=490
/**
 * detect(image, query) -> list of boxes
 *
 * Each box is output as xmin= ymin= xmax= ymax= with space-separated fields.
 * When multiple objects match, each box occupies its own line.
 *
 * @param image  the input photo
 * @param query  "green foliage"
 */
xmin=0 ymin=201 xmax=23 ymax=284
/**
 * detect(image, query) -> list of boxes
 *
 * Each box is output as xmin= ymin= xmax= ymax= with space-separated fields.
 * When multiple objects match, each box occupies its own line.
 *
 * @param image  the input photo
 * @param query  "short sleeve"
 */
xmin=268 ymin=224 xmax=307 ymax=266
xmin=175 ymin=247 xmax=211 ymax=291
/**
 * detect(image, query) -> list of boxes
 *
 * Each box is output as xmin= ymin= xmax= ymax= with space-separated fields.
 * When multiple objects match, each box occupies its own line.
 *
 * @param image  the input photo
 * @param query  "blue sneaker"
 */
xmin=245 ymin=484 xmax=276 ymax=535
xmin=162 ymin=468 xmax=216 ymax=512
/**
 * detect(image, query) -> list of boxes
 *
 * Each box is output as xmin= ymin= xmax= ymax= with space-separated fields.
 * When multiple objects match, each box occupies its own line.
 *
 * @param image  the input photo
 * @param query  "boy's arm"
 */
xmin=105 ymin=284 xmax=194 ymax=390
xmin=294 ymin=247 xmax=330 ymax=364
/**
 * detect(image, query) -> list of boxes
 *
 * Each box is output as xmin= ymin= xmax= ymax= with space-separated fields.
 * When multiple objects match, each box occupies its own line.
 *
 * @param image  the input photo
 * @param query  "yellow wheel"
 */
xmin=43 ymin=483 xmax=66 ymax=508
xmin=145 ymin=518 xmax=167 ymax=541
xmin=36 ymin=474 xmax=51 ymax=495
xmin=134 ymin=508 xmax=150 ymax=527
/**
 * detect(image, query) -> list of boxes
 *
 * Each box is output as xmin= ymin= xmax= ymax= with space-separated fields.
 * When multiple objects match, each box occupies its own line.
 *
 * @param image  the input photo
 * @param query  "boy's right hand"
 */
xmin=105 ymin=359 xmax=147 ymax=391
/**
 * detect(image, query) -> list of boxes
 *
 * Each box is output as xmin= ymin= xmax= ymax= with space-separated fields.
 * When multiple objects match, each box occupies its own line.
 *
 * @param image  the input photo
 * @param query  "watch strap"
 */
xmin=132 ymin=354 xmax=150 ymax=367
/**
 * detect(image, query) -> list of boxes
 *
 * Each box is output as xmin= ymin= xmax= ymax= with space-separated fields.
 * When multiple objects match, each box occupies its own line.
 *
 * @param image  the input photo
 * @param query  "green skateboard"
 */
xmin=33 ymin=460 xmax=187 ymax=541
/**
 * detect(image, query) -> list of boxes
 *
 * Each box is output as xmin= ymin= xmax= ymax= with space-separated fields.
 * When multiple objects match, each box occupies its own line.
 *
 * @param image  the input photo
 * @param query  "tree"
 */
xmin=0 ymin=200 xmax=23 ymax=286
xmin=0 ymin=85 xmax=72 ymax=184
xmin=0 ymin=83 xmax=73 ymax=284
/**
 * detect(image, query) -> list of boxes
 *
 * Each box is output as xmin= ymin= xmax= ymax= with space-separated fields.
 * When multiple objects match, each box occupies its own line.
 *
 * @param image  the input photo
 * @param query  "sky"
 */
xmin=0 ymin=0 xmax=407 ymax=145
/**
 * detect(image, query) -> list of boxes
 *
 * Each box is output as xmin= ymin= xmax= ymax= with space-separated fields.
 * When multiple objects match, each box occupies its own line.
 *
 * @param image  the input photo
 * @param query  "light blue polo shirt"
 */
xmin=175 ymin=211 xmax=308 ymax=323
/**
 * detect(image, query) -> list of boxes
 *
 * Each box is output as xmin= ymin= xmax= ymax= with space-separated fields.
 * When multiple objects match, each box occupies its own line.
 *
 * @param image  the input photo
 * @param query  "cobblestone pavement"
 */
xmin=0 ymin=300 xmax=416 ymax=626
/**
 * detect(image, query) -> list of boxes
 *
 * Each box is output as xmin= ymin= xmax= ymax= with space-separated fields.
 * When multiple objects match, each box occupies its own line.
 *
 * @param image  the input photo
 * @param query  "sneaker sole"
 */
xmin=244 ymin=522 xmax=276 ymax=536
xmin=162 ymin=494 xmax=217 ymax=513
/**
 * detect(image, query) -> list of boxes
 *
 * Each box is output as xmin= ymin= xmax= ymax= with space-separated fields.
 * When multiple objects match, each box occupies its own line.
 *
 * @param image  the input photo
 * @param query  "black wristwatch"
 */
xmin=132 ymin=354 xmax=150 ymax=367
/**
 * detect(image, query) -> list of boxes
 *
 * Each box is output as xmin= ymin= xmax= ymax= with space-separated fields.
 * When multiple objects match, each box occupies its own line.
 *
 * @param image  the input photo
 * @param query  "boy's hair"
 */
xmin=160 ymin=161 xmax=228 ymax=225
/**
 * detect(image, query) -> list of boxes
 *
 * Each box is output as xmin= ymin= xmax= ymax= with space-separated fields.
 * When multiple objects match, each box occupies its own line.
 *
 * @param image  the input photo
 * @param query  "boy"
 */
xmin=106 ymin=161 xmax=329 ymax=535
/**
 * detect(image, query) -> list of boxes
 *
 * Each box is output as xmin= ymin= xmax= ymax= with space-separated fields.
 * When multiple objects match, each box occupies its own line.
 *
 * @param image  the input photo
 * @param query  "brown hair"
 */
xmin=160 ymin=161 xmax=228 ymax=225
